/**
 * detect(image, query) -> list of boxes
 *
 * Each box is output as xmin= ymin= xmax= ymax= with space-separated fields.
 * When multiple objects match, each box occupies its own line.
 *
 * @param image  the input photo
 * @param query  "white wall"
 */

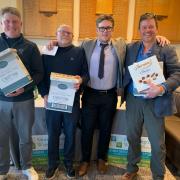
xmin=0 ymin=0 xmax=17 ymax=7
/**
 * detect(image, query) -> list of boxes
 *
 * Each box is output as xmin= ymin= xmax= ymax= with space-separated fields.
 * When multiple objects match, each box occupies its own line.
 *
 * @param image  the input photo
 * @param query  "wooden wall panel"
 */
xmin=113 ymin=0 xmax=129 ymax=39
xmin=79 ymin=0 xmax=129 ymax=39
xmin=23 ymin=0 xmax=73 ymax=38
xmin=96 ymin=0 xmax=113 ymax=15
xmin=39 ymin=0 xmax=57 ymax=13
xmin=152 ymin=0 xmax=170 ymax=15
xmin=79 ymin=0 xmax=97 ymax=39
xmin=23 ymin=0 xmax=41 ymax=37
xmin=23 ymin=0 xmax=180 ymax=42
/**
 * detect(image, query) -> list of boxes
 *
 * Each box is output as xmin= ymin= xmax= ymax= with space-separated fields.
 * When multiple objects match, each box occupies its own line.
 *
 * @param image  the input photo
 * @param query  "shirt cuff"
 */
xmin=161 ymin=82 xmax=168 ymax=94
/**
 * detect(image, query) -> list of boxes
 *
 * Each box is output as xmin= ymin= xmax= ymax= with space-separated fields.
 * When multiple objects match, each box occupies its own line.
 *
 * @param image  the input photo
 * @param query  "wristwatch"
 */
xmin=159 ymin=85 xmax=165 ymax=96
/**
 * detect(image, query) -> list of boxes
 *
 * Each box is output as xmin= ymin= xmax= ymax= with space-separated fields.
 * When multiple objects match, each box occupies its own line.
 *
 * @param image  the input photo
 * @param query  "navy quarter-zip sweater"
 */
xmin=38 ymin=45 xmax=89 ymax=101
xmin=0 ymin=33 xmax=43 ymax=102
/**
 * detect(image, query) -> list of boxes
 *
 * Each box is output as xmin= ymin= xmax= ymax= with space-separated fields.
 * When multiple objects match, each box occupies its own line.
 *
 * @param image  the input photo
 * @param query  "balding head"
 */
xmin=56 ymin=24 xmax=73 ymax=47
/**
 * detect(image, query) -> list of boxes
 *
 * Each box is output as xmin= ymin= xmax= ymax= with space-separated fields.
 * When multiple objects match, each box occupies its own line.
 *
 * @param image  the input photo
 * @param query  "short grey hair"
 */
xmin=0 ymin=7 xmax=21 ymax=19
xmin=57 ymin=24 xmax=73 ymax=32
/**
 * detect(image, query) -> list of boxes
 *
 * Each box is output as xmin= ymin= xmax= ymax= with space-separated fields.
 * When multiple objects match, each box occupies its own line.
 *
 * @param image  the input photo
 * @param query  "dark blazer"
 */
xmin=81 ymin=38 xmax=126 ymax=90
xmin=123 ymin=41 xmax=180 ymax=117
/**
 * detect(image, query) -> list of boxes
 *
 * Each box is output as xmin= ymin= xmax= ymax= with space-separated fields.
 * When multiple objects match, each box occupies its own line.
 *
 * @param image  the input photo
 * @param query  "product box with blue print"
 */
xmin=128 ymin=55 xmax=165 ymax=92
xmin=47 ymin=72 xmax=79 ymax=113
xmin=0 ymin=48 xmax=32 ymax=95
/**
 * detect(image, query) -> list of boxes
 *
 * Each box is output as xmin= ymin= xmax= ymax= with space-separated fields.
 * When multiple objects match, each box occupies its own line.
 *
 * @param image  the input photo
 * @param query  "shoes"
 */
xmin=45 ymin=167 xmax=59 ymax=179
xmin=78 ymin=162 xmax=89 ymax=176
xmin=66 ymin=167 xmax=75 ymax=179
xmin=121 ymin=172 xmax=137 ymax=180
xmin=22 ymin=167 xmax=39 ymax=180
xmin=0 ymin=174 xmax=7 ymax=180
xmin=97 ymin=159 xmax=107 ymax=174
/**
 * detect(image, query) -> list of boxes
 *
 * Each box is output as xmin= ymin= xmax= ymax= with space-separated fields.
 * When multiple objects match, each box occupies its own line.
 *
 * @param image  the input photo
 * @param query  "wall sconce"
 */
xmin=39 ymin=0 xmax=57 ymax=17
xmin=96 ymin=0 xmax=113 ymax=15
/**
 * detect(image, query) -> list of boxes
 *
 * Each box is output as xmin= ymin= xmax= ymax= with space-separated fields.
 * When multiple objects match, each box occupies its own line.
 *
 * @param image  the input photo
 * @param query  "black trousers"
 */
xmin=81 ymin=88 xmax=117 ymax=162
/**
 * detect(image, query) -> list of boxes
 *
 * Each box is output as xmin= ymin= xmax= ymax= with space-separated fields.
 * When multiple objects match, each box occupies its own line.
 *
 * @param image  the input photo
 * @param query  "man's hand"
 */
xmin=43 ymin=95 xmax=48 ymax=107
xmin=74 ymin=75 xmax=82 ymax=90
xmin=46 ymin=40 xmax=58 ymax=50
xmin=141 ymin=82 xmax=165 ymax=98
xmin=6 ymin=88 xmax=24 ymax=97
xmin=156 ymin=35 xmax=170 ymax=47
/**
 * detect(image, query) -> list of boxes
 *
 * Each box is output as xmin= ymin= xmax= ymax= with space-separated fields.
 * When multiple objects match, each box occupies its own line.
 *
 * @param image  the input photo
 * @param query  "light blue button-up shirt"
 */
xmin=88 ymin=40 xmax=118 ymax=90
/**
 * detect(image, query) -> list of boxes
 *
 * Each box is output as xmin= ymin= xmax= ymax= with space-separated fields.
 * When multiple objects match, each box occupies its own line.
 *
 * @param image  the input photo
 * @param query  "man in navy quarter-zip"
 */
xmin=0 ymin=7 xmax=43 ymax=180
xmin=38 ymin=24 xmax=89 ymax=179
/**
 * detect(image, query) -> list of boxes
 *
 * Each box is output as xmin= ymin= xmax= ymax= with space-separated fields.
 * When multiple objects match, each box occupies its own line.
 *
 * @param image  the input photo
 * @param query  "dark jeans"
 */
xmin=81 ymin=89 xmax=117 ymax=162
xmin=46 ymin=103 xmax=80 ymax=170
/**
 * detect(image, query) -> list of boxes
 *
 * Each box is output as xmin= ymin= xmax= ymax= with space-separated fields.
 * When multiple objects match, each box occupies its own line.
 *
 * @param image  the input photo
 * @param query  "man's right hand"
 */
xmin=6 ymin=88 xmax=25 ymax=97
xmin=46 ymin=40 xmax=58 ymax=50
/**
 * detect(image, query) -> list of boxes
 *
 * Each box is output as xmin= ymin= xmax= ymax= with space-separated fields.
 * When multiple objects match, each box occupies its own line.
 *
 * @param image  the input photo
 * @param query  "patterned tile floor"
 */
xmin=7 ymin=162 xmax=179 ymax=180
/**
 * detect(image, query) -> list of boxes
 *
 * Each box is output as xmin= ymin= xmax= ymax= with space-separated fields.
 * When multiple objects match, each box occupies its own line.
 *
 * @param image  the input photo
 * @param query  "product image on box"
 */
xmin=128 ymin=55 xmax=165 ymax=92
xmin=0 ymin=48 xmax=32 ymax=95
xmin=47 ymin=72 xmax=80 ymax=113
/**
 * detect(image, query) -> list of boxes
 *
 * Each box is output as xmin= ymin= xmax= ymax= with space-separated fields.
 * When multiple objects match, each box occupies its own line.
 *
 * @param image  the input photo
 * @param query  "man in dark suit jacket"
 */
xmin=122 ymin=13 xmax=180 ymax=180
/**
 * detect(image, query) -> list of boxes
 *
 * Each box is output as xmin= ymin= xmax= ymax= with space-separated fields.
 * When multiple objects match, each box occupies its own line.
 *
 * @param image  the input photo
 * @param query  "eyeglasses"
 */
xmin=98 ymin=26 xmax=113 ymax=32
xmin=144 ymin=13 xmax=156 ymax=18
xmin=57 ymin=30 xmax=73 ymax=36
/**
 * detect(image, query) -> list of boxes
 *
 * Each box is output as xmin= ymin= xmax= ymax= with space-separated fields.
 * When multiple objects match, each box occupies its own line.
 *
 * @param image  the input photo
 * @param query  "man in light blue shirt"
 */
xmin=79 ymin=15 xmax=126 ymax=176
xmin=122 ymin=13 xmax=180 ymax=180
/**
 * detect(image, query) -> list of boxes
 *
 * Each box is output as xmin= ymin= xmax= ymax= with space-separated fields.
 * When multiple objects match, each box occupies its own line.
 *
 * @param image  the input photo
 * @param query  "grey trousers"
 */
xmin=0 ymin=99 xmax=34 ymax=174
xmin=125 ymin=93 xmax=166 ymax=178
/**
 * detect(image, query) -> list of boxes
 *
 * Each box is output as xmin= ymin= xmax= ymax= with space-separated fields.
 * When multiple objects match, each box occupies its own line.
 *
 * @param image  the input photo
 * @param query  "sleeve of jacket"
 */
xmin=23 ymin=44 xmax=44 ymax=92
xmin=29 ymin=44 xmax=44 ymax=85
xmin=37 ymin=55 xmax=49 ymax=97
xmin=162 ymin=45 xmax=180 ymax=93
xmin=79 ymin=48 xmax=89 ymax=87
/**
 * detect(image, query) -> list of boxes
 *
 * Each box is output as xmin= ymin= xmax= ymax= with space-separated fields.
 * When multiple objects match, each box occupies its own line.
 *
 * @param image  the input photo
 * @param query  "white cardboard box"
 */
xmin=0 ymin=48 xmax=32 ymax=95
xmin=47 ymin=73 xmax=79 ymax=113
xmin=128 ymin=55 xmax=165 ymax=92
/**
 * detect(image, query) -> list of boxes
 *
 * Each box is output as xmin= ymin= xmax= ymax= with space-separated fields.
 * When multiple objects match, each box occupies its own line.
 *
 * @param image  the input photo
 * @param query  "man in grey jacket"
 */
xmin=78 ymin=15 xmax=126 ymax=176
xmin=122 ymin=13 xmax=180 ymax=180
